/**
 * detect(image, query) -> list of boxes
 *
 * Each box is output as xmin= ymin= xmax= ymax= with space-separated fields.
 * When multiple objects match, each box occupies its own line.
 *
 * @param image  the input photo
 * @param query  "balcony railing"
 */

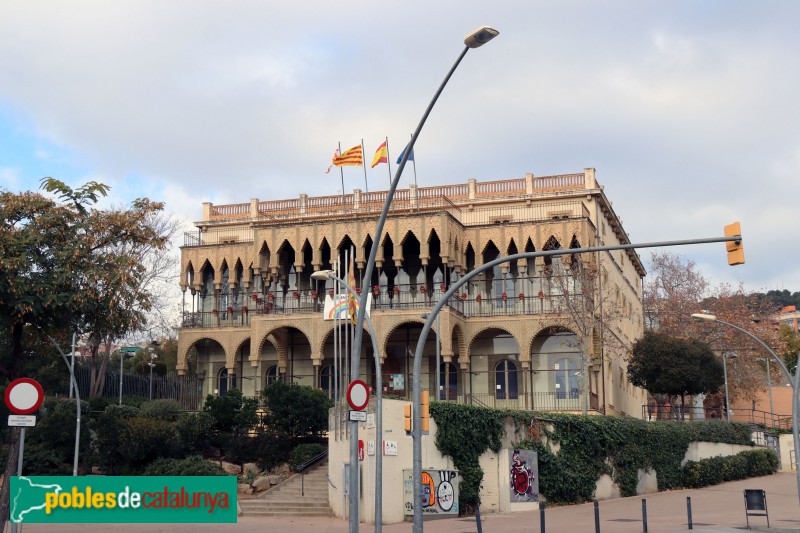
xmin=181 ymin=279 xmax=589 ymax=328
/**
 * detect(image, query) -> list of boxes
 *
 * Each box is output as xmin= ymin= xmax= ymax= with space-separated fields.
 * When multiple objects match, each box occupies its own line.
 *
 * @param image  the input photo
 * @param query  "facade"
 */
xmin=176 ymin=168 xmax=647 ymax=416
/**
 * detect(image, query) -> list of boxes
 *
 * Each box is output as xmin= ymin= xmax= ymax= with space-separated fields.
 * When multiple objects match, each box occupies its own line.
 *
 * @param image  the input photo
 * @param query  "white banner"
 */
xmin=322 ymin=293 xmax=372 ymax=321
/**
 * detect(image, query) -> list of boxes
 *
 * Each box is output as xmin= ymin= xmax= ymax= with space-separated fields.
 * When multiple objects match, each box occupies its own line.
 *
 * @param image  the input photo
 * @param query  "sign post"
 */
xmin=6 ymin=377 xmax=44 ymax=533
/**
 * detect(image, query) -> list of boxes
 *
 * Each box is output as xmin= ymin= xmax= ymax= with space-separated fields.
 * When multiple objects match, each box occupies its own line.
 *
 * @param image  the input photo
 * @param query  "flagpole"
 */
xmin=385 ymin=136 xmax=392 ymax=187
xmin=409 ymin=133 xmax=418 ymax=190
xmin=361 ymin=139 xmax=369 ymax=194
xmin=338 ymin=141 xmax=345 ymax=207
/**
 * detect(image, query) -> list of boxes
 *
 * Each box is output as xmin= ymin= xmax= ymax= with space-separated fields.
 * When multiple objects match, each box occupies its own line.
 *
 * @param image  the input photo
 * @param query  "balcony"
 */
xmin=180 ymin=279 xmax=587 ymax=328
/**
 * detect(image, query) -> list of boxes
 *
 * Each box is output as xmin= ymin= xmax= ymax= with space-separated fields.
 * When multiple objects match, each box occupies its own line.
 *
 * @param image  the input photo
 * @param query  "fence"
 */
xmin=73 ymin=364 xmax=204 ymax=410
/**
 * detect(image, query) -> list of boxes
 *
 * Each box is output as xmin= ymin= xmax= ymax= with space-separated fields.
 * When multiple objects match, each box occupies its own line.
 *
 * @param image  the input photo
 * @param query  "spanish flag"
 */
xmin=332 ymin=145 xmax=363 ymax=167
xmin=371 ymin=140 xmax=389 ymax=168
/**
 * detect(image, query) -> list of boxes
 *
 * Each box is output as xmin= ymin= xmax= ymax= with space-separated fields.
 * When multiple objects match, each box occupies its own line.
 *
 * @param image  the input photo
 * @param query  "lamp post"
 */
xmin=311 ymin=270 xmax=384 ymax=531
xmin=348 ymin=26 xmax=498 ymax=533
xmin=757 ymin=357 xmax=776 ymax=427
xmin=721 ymin=353 xmax=737 ymax=421
xmin=421 ymin=312 xmax=441 ymax=400
xmin=148 ymin=340 xmax=160 ymax=400
xmin=691 ymin=312 xmax=800 ymax=506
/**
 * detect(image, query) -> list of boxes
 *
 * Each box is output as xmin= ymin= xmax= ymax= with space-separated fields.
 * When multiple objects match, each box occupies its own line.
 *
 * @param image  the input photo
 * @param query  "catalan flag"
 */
xmin=371 ymin=140 xmax=389 ymax=168
xmin=332 ymin=145 xmax=363 ymax=167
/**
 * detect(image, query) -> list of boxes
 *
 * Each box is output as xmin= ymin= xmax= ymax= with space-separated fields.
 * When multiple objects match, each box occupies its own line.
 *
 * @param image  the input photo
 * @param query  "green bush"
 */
xmin=139 ymin=399 xmax=183 ymax=419
xmin=683 ymin=449 xmax=778 ymax=488
xmin=117 ymin=417 xmax=182 ymax=473
xmin=289 ymin=443 xmax=327 ymax=471
xmin=175 ymin=411 xmax=215 ymax=455
xmin=143 ymin=456 xmax=225 ymax=476
xmin=263 ymin=381 xmax=332 ymax=443
xmin=24 ymin=398 xmax=90 ymax=475
xmin=91 ymin=404 xmax=141 ymax=474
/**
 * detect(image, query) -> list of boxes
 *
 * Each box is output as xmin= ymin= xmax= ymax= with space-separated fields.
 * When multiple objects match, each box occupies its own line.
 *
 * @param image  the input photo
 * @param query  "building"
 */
xmin=779 ymin=305 xmax=799 ymax=333
xmin=176 ymin=168 xmax=646 ymax=416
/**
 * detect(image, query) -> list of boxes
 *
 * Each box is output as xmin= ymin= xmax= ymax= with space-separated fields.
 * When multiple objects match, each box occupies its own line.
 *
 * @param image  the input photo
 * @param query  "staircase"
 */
xmin=239 ymin=457 xmax=332 ymax=517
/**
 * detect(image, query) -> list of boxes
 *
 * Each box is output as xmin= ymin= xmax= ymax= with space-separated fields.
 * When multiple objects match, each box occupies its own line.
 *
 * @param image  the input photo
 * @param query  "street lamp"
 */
xmin=311 ymin=269 xmax=384 ymax=531
xmin=757 ymin=357 xmax=776 ymax=428
xmin=691 ymin=312 xmax=800 ymax=506
xmin=721 ymin=353 xmax=737 ymax=421
xmin=420 ymin=313 xmax=441 ymax=401
xmin=148 ymin=340 xmax=161 ymax=401
xmin=347 ymin=25 xmax=499 ymax=533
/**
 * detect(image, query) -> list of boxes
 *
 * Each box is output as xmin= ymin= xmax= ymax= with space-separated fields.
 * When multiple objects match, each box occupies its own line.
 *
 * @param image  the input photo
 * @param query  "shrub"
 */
xmin=289 ymin=443 xmax=327 ymax=472
xmin=175 ymin=411 xmax=215 ymax=455
xmin=263 ymin=381 xmax=332 ymax=443
xmin=683 ymin=449 xmax=778 ymax=488
xmin=143 ymin=456 xmax=225 ymax=476
xmin=139 ymin=399 xmax=183 ymax=419
xmin=117 ymin=417 xmax=182 ymax=473
xmin=91 ymin=404 xmax=141 ymax=474
xmin=24 ymin=398 xmax=90 ymax=475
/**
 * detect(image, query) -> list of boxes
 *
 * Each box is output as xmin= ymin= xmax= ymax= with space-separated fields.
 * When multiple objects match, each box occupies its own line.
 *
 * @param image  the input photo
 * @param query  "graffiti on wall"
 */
xmin=509 ymin=449 xmax=538 ymax=503
xmin=403 ymin=469 xmax=459 ymax=516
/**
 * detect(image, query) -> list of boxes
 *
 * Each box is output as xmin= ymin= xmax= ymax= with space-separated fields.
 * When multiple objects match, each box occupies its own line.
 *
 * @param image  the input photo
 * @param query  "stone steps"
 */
xmin=240 ymin=457 xmax=332 ymax=517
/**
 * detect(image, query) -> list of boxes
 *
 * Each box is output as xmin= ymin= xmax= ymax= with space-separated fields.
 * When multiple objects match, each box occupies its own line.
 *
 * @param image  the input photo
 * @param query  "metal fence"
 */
xmin=73 ymin=364 xmax=204 ymax=410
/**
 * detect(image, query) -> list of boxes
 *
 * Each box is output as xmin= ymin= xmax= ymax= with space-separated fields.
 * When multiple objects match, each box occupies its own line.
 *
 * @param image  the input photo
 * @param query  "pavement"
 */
xmin=15 ymin=471 xmax=800 ymax=533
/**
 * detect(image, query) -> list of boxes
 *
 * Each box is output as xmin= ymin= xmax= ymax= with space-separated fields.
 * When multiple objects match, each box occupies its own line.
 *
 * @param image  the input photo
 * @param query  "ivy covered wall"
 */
xmin=430 ymin=403 xmax=757 ymax=509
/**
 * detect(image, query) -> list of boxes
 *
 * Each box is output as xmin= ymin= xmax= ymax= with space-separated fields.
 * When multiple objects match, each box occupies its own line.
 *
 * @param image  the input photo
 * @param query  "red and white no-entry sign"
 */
xmin=5 ymin=378 xmax=44 ymax=415
xmin=346 ymin=379 xmax=369 ymax=411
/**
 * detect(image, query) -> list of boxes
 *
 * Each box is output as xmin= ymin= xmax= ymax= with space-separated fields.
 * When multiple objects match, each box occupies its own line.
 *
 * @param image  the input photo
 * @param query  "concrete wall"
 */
xmin=329 ymin=400 xmax=768 ymax=524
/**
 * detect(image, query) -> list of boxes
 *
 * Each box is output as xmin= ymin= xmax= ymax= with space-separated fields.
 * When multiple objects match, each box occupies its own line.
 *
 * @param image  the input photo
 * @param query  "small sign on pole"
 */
xmin=8 ymin=415 xmax=36 ymax=427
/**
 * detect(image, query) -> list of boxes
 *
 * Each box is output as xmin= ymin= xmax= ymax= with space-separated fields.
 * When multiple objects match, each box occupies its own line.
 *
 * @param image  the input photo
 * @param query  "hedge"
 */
xmin=682 ymin=449 xmax=778 ymax=488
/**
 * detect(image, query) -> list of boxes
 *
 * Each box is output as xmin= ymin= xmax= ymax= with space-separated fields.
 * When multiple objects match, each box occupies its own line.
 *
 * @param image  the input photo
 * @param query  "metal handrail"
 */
xmin=299 ymin=449 xmax=328 ymax=496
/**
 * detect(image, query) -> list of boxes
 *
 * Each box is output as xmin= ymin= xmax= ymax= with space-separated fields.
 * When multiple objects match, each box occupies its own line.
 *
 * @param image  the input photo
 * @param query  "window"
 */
xmin=438 ymin=362 xmax=459 ymax=401
xmin=554 ymin=358 xmax=578 ymax=399
xmin=265 ymin=365 xmax=279 ymax=386
xmin=495 ymin=360 xmax=518 ymax=400
xmin=320 ymin=364 xmax=333 ymax=397
xmin=218 ymin=368 xmax=237 ymax=396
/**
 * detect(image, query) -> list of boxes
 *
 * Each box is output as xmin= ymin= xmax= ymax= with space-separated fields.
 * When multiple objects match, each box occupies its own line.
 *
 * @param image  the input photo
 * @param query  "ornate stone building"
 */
xmin=177 ymin=168 xmax=647 ymax=416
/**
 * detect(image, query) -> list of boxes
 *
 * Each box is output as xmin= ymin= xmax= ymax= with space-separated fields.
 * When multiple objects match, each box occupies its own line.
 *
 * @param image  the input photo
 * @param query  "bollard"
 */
xmin=540 ymin=504 xmax=546 ymax=533
xmin=687 ymin=496 xmax=693 ymax=530
xmin=642 ymin=498 xmax=648 ymax=533
xmin=594 ymin=500 xmax=601 ymax=533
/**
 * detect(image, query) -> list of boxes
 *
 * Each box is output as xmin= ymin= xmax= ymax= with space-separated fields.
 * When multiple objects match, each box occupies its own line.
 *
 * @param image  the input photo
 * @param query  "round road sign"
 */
xmin=347 ymin=379 xmax=369 ymax=411
xmin=5 ymin=378 xmax=45 ymax=415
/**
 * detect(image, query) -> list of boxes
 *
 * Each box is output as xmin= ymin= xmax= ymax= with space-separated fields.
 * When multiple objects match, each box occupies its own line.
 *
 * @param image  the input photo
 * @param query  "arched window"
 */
xmin=218 ymin=368 xmax=237 ymax=396
xmin=265 ymin=365 xmax=279 ymax=387
xmin=554 ymin=357 xmax=579 ymax=399
xmin=320 ymin=364 xmax=333 ymax=398
xmin=495 ymin=360 xmax=518 ymax=400
xmin=438 ymin=362 xmax=459 ymax=401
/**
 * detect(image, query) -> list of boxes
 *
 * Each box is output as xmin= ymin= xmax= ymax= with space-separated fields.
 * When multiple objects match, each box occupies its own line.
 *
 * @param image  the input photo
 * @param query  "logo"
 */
xmin=10 ymin=476 xmax=237 ymax=523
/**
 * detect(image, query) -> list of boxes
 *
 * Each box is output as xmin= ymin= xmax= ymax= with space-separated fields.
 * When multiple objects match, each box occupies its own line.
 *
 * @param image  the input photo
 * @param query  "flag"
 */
xmin=396 ymin=142 xmax=415 ymax=164
xmin=325 ymin=149 xmax=339 ymax=173
xmin=371 ymin=140 xmax=389 ymax=168
xmin=348 ymin=256 xmax=358 ymax=325
xmin=332 ymin=145 xmax=363 ymax=167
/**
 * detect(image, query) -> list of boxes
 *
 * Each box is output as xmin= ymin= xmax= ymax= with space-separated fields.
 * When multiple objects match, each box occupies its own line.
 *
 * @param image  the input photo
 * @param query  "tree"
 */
xmin=643 ymin=252 xmax=783 ymax=403
xmin=262 ymin=381 xmax=332 ymax=443
xmin=0 ymin=179 xmax=168 ymax=528
xmin=779 ymin=324 xmax=800 ymax=374
xmin=542 ymin=249 xmax=629 ymax=414
xmin=627 ymin=331 xmax=724 ymax=418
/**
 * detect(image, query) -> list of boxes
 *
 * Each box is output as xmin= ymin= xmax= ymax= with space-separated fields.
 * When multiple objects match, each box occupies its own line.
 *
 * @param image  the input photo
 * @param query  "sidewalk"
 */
xmin=18 ymin=472 xmax=800 ymax=533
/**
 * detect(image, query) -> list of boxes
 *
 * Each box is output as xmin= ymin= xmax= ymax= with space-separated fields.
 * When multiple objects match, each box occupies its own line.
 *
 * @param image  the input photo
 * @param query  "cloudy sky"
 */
xmin=1 ymin=1 xmax=797 ymax=294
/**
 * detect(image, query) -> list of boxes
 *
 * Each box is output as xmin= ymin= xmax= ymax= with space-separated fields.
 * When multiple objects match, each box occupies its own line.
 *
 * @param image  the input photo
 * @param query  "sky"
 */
xmin=1 ymin=1 xmax=798 ymax=295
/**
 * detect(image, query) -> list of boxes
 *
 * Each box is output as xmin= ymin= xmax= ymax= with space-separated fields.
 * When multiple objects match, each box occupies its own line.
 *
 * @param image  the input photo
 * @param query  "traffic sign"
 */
xmin=346 ymin=379 xmax=369 ymax=411
xmin=349 ymin=410 xmax=367 ymax=422
xmin=8 ymin=415 xmax=36 ymax=427
xmin=121 ymin=346 xmax=140 ymax=353
xmin=4 ymin=378 xmax=44 ymax=415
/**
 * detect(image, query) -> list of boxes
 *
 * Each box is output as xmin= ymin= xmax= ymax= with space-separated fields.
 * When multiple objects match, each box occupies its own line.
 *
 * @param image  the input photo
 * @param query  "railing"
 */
xmin=183 ymin=227 xmax=254 ymax=247
xmin=640 ymin=404 xmax=792 ymax=429
xmin=200 ymin=173 xmax=591 ymax=223
xmin=465 ymin=392 xmax=587 ymax=412
xmin=299 ymin=449 xmax=328 ymax=497
xmin=181 ymin=281 xmax=588 ymax=328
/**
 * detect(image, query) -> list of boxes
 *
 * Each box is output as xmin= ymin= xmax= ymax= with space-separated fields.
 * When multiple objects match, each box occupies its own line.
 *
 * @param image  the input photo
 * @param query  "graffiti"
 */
xmin=403 ymin=469 xmax=459 ymax=516
xmin=509 ymin=449 xmax=539 ymax=502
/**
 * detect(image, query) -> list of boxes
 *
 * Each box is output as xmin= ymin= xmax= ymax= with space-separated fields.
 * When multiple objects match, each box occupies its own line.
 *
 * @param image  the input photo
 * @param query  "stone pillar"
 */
xmin=525 ymin=173 xmax=534 ymax=194
xmin=468 ymin=178 xmax=476 ymax=200
xmin=250 ymin=198 xmax=259 ymax=218
xmin=299 ymin=194 xmax=307 ymax=214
